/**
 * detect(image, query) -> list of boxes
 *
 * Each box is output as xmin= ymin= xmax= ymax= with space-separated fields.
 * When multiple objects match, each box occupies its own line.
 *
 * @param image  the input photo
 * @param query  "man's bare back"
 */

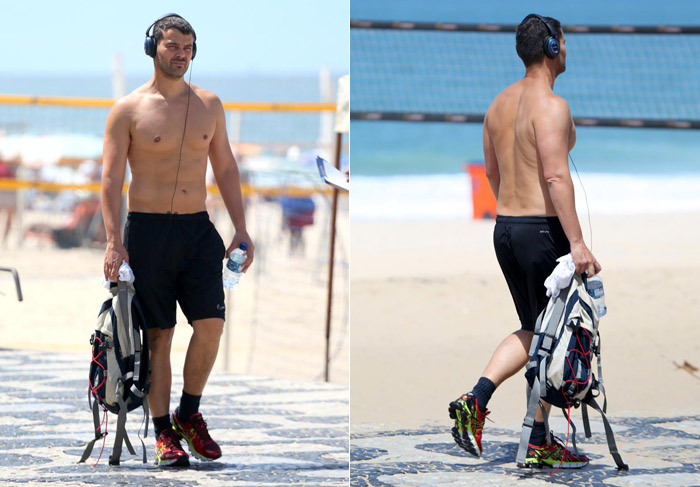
xmin=484 ymin=78 xmax=576 ymax=217
xmin=482 ymin=20 xmax=599 ymax=276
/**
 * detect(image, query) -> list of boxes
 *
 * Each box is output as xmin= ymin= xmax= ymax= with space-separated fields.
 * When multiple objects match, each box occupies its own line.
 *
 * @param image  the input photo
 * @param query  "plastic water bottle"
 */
xmin=223 ymin=242 xmax=248 ymax=290
xmin=586 ymin=274 xmax=607 ymax=317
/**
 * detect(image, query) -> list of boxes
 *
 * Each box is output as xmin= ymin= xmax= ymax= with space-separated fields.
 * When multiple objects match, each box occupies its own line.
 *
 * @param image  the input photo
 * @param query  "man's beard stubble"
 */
xmin=155 ymin=55 xmax=187 ymax=80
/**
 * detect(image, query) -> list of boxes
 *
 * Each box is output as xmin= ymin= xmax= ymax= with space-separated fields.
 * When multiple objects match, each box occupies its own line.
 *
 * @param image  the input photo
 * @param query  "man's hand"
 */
xmin=571 ymin=241 xmax=601 ymax=277
xmin=104 ymin=242 xmax=129 ymax=281
xmin=227 ymin=230 xmax=254 ymax=273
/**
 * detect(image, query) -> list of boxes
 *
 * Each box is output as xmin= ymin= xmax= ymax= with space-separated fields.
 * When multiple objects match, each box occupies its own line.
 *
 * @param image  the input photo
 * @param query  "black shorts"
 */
xmin=124 ymin=211 xmax=226 ymax=330
xmin=493 ymin=216 xmax=570 ymax=332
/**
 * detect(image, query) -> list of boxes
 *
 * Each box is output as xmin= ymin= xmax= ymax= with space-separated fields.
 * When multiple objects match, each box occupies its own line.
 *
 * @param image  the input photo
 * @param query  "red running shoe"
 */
xmin=448 ymin=393 xmax=490 ymax=457
xmin=155 ymin=428 xmax=189 ymax=467
xmin=172 ymin=410 xmax=222 ymax=461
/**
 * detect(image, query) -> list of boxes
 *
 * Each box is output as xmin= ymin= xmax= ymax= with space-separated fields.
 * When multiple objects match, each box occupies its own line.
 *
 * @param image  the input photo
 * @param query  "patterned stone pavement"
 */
xmin=0 ymin=349 xmax=348 ymax=486
xmin=351 ymin=414 xmax=700 ymax=486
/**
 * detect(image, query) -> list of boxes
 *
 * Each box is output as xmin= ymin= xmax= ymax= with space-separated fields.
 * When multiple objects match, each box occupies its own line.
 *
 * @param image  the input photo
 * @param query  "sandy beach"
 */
xmin=350 ymin=212 xmax=700 ymax=431
xmin=0 ymin=192 xmax=348 ymax=385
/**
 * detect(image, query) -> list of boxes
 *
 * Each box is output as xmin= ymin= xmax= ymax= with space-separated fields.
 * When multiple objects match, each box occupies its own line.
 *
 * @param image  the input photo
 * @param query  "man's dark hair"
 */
xmin=515 ymin=15 xmax=562 ymax=67
xmin=153 ymin=16 xmax=196 ymax=45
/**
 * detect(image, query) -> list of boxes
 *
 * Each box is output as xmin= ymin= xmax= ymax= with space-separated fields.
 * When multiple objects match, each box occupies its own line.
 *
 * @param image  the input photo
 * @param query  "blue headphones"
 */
xmin=525 ymin=14 xmax=560 ymax=59
xmin=144 ymin=13 xmax=197 ymax=60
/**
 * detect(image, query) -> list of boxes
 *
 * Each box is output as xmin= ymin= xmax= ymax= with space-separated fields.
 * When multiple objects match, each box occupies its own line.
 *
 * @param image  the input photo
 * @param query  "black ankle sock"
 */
xmin=471 ymin=377 xmax=496 ymax=410
xmin=178 ymin=390 xmax=202 ymax=421
xmin=530 ymin=421 xmax=547 ymax=446
xmin=153 ymin=414 xmax=172 ymax=438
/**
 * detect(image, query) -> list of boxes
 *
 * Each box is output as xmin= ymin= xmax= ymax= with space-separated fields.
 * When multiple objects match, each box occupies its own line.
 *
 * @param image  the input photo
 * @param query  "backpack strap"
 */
xmin=596 ymin=335 xmax=608 ymax=413
xmin=78 ymin=399 xmax=106 ymax=463
xmin=561 ymin=406 xmax=580 ymax=455
xmin=582 ymin=403 xmax=592 ymax=438
xmin=108 ymin=380 xmax=137 ymax=466
xmin=137 ymin=394 xmax=150 ymax=463
xmin=587 ymin=397 xmax=629 ymax=470
xmin=516 ymin=375 xmax=544 ymax=465
xmin=117 ymin=281 xmax=133 ymax=360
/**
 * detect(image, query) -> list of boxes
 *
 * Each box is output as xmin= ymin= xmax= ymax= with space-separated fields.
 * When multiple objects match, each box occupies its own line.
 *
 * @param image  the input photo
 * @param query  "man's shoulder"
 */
xmin=110 ymin=86 xmax=151 ymax=114
xmin=536 ymin=92 xmax=570 ymax=119
xmin=190 ymin=84 xmax=222 ymax=107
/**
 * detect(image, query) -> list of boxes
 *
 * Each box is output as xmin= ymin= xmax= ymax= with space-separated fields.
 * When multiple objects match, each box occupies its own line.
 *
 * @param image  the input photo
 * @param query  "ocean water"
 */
xmin=350 ymin=0 xmax=700 ymax=219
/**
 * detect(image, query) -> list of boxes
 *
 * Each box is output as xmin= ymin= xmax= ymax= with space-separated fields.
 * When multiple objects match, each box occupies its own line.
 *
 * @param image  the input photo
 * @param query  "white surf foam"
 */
xmin=351 ymin=172 xmax=700 ymax=220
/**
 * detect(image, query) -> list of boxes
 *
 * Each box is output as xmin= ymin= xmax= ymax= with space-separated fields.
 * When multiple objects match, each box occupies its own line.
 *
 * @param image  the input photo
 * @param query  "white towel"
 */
xmin=101 ymin=260 xmax=135 ymax=289
xmin=544 ymin=254 xmax=575 ymax=298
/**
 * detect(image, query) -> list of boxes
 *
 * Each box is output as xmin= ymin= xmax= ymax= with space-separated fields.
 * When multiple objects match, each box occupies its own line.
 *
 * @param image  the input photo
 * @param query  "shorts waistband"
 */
xmin=127 ymin=211 xmax=210 ymax=222
xmin=496 ymin=215 xmax=561 ymax=225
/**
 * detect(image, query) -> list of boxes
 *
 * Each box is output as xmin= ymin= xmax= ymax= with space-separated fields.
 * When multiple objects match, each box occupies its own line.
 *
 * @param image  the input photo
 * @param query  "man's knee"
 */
xmin=148 ymin=327 xmax=175 ymax=353
xmin=192 ymin=318 xmax=224 ymax=340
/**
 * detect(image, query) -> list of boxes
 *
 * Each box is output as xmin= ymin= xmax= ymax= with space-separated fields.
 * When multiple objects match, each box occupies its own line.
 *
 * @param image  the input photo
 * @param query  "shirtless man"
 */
xmin=101 ymin=14 xmax=254 ymax=467
xmin=448 ymin=14 xmax=600 ymax=469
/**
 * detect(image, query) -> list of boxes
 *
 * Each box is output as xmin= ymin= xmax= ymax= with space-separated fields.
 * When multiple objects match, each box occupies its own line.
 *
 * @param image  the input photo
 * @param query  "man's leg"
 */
xmin=481 ymin=330 xmax=551 ymax=438
xmin=148 ymin=327 xmax=175 ymax=420
xmin=172 ymin=317 xmax=224 ymax=461
xmin=182 ymin=317 xmax=224 ymax=396
xmin=450 ymin=329 xmax=551 ymax=457
xmin=148 ymin=326 xmax=189 ymax=467
xmin=482 ymin=329 xmax=533 ymax=387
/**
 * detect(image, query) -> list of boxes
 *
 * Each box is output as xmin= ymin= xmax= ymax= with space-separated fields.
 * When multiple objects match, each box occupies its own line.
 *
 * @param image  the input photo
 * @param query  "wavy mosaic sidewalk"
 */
xmin=351 ymin=414 xmax=700 ymax=486
xmin=0 ymin=349 xmax=348 ymax=486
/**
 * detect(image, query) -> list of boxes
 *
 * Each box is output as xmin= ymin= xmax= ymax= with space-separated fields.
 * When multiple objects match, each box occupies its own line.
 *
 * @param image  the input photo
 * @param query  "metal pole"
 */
xmin=324 ymin=132 xmax=342 ymax=382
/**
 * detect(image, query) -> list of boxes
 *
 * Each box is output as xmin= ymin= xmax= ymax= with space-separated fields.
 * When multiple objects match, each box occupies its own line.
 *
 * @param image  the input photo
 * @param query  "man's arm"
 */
xmin=482 ymin=116 xmax=500 ymax=199
xmin=101 ymin=98 xmax=131 ymax=280
xmin=536 ymin=97 xmax=600 ymax=276
xmin=208 ymin=95 xmax=254 ymax=271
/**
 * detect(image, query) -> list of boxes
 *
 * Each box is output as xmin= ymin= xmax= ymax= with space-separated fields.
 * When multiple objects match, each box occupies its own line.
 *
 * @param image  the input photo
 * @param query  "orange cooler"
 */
xmin=465 ymin=162 xmax=497 ymax=219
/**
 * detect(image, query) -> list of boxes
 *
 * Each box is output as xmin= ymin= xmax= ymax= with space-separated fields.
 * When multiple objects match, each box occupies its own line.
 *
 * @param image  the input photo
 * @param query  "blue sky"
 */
xmin=3 ymin=0 xmax=349 ymax=76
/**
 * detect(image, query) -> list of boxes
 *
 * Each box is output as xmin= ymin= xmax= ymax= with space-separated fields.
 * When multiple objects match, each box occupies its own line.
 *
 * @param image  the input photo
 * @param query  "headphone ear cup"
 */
xmin=144 ymin=36 xmax=156 ymax=57
xmin=192 ymin=41 xmax=197 ymax=60
xmin=544 ymin=36 xmax=560 ymax=58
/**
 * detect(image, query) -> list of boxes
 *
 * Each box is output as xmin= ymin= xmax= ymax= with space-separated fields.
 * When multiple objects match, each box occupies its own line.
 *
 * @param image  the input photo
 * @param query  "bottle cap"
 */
xmin=239 ymin=242 xmax=248 ymax=250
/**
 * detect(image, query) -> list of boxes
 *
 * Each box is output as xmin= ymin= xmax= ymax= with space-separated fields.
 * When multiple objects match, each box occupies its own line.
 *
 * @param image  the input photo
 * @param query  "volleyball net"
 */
xmin=351 ymin=20 xmax=700 ymax=129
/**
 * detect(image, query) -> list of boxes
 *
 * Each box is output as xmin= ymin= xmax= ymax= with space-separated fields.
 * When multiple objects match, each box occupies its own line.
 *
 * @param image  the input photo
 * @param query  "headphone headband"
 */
xmin=144 ymin=13 xmax=197 ymax=59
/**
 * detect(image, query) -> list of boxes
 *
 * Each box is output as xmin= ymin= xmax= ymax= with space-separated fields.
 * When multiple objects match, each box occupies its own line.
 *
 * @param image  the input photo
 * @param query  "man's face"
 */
xmin=154 ymin=28 xmax=194 ymax=80
xmin=556 ymin=31 xmax=567 ymax=75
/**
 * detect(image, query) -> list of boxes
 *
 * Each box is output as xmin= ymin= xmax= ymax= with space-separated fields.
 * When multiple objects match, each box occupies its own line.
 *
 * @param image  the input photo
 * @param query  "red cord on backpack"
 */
xmin=89 ymin=337 xmax=106 ymax=401
xmin=93 ymin=410 xmax=108 ymax=467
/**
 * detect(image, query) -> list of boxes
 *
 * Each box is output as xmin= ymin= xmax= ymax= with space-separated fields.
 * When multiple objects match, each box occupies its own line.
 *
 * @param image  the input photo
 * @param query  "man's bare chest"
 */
xmin=130 ymin=103 xmax=215 ymax=153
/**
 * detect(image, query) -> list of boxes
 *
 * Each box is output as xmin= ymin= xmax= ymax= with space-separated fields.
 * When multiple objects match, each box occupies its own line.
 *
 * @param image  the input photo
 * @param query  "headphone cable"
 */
xmin=169 ymin=61 xmax=193 ymax=215
xmin=568 ymin=152 xmax=593 ymax=252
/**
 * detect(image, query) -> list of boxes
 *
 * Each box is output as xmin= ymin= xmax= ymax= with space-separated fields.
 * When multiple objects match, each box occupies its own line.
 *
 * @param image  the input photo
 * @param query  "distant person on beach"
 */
xmin=449 ymin=14 xmax=600 ymax=469
xmin=101 ymin=13 xmax=254 ymax=467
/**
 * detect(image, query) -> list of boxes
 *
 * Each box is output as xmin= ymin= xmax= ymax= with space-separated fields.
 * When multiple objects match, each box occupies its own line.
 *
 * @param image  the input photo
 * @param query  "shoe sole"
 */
xmin=517 ymin=459 xmax=589 ymax=469
xmin=448 ymin=401 xmax=480 ymax=457
xmin=156 ymin=455 xmax=190 ymax=467
xmin=182 ymin=437 xmax=222 ymax=462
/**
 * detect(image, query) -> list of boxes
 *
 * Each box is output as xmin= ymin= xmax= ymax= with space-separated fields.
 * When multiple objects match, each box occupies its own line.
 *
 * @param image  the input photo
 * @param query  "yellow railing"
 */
xmin=0 ymin=178 xmax=329 ymax=197
xmin=0 ymin=94 xmax=336 ymax=112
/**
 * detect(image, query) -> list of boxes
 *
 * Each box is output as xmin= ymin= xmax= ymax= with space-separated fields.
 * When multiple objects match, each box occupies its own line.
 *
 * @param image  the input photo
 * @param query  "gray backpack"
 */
xmin=79 ymin=280 xmax=150 ymax=466
xmin=516 ymin=273 xmax=628 ymax=470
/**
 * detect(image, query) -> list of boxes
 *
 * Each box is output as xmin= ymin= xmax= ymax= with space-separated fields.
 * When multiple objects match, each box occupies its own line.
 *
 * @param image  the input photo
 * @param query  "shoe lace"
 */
xmin=160 ymin=430 xmax=180 ymax=450
xmin=189 ymin=414 xmax=213 ymax=442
